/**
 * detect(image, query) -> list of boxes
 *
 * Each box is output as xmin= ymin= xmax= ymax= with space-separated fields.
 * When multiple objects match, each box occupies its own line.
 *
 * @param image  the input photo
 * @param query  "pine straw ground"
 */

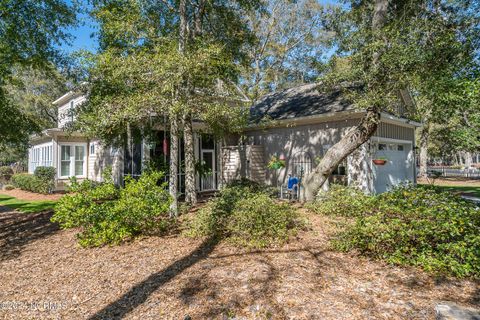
xmin=0 ymin=206 xmax=478 ymax=320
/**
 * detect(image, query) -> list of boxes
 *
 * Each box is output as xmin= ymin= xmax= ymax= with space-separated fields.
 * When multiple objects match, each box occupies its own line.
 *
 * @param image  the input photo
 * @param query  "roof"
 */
xmin=249 ymin=83 xmax=355 ymax=122
xmin=52 ymin=91 xmax=83 ymax=106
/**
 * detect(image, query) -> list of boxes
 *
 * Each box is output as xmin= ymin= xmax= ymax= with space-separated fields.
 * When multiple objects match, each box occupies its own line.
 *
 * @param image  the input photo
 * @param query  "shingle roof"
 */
xmin=249 ymin=83 xmax=355 ymax=122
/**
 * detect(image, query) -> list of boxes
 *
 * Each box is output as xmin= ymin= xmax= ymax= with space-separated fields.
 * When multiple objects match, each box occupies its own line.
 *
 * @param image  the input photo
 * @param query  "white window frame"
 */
xmin=58 ymin=143 xmax=87 ymax=179
xmin=29 ymin=142 xmax=53 ymax=173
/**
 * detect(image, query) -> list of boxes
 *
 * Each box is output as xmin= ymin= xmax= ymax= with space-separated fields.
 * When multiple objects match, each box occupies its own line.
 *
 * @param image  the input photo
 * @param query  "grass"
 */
xmin=432 ymin=185 xmax=480 ymax=197
xmin=0 ymin=194 xmax=57 ymax=213
xmin=418 ymin=184 xmax=480 ymax=198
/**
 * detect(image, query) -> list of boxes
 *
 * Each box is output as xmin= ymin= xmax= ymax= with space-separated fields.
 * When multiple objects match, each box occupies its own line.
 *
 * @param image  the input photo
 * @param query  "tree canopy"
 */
xmin=0 ymin=0 xmax=77 ymax=152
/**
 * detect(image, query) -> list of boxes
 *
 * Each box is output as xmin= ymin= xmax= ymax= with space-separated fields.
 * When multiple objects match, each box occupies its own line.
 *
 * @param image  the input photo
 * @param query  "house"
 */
xmin=28 ymin=83 xmax=421 ymax=198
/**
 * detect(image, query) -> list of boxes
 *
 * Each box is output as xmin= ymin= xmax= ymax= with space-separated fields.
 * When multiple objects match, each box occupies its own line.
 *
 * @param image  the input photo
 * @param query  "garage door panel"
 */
xmin=373 ymin=143 xmax=413 ymax=193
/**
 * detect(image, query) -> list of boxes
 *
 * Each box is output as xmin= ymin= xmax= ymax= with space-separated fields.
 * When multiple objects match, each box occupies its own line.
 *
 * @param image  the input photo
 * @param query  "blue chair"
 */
xmin=281 ymin=175 xmax=299 ymax=200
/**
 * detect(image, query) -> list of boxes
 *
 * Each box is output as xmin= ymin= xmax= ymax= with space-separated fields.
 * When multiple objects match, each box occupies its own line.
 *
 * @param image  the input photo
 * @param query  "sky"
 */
xmin=61 ymin=0 xmax=340 ymax=54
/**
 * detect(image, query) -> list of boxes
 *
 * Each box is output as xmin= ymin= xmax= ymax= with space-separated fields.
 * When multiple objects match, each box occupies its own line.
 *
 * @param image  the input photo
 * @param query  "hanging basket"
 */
xmin=373 ymin=159 xmax=387 ymax=165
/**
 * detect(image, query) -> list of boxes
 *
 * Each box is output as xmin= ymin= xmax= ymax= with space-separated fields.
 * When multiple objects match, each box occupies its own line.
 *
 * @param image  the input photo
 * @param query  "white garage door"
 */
xmin=372 ymin=142 xmax=414 ymax=193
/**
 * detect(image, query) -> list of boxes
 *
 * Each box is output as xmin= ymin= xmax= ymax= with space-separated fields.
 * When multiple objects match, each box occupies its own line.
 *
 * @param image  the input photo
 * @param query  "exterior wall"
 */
xmin=87 ymin=140 xmax=124 ymax=185
xmin=374 ymin=122 xmax=415 ymax=141
xmin=242 ymin=118 xmax=417 ymax=195
xmin=57 ymin=95 xmax=86 ymax=128
xmin=244 ymin=118 xmax=360 ymax=186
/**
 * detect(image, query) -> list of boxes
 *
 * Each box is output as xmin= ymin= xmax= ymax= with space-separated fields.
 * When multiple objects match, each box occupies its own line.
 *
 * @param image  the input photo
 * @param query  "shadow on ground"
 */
xmin=88 ymin=237 xmax=220 ymax=320
xmin=0 ymin=206 xmax=58 ymax=262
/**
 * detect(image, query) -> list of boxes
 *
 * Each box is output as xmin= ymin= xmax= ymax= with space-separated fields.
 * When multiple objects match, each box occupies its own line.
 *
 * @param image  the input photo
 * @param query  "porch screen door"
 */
xmin=201 ymin=150 xmax=215 ymax=191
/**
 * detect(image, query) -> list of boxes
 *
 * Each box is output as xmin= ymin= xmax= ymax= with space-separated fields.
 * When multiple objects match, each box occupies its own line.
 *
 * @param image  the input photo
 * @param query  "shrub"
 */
xmin=34 ymin=166 xmax=56 ymax=193
xmin=228 ymin=193 xmax=299 ymax=248
xmin=306 ymin=184 xmax=375 ymax=217
xmin=51 ymin=170 xmax=172 ymax=247
xmin=4 ymin=184 xmax=14 ymax=190
xmin=0 ymin=166 xmax=14 ymax=183
xmin=11 ymin=171 xmax=54 ymax=194
xmin=314 ymin=185 xmax=480 ymax=278
xmin=185 ymin=179 xmax=302 ymax=248
xmin=12 ymin=173 xmax=40 ymax=192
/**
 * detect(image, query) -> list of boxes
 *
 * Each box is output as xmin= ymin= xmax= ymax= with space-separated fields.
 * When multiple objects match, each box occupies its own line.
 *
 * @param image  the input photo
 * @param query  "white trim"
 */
xmin=58 ymin=142 xmax=87 ymax=179
xmin=380 ymin=112 xmax=422 ymax=128
xmin=371 ymin=137 xmax=413 ymax=145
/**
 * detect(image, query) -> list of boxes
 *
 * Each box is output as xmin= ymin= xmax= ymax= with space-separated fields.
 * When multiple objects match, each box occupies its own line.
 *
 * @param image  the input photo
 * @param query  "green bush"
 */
xmin=12 ymin=173 xmax=42 ymax=193
xmin=185 ymin=180 xmax=302 ymax=248
xmin=11 ymin=170 xmax=54 ymax=194
xmin=312 ymin=184 xmax=480 ymax=278
xmin=51 ymin=170 xmax=172 ymax=247
xmin=307 ymin=184 xmax=375 ymax=217
xmin=34 ymin=166 xmax=56 ymax=193
xmin=228 ymin=193 xmax=299 ymax=248
xmin=0 ymin=166 xmax=14 ymax=183
xmin=4 ymin=184 xmax=14 ymax=190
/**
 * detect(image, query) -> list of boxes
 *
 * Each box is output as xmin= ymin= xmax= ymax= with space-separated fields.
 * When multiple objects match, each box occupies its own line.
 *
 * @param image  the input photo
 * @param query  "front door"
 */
xmin=201 ymin=150 xmax=215 ymax=191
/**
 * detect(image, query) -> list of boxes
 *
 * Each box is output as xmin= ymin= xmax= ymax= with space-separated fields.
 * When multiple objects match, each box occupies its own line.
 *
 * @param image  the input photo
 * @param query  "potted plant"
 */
xmin=267 ymin=155 xmax=285 ymax=170
xmin=372 ymin=157 xmax=388 ymax=165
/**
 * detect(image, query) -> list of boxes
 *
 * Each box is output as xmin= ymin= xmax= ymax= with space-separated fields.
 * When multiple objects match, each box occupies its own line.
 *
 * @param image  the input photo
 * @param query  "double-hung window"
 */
xmin=59 ymin=144 xmax=86 ymax=178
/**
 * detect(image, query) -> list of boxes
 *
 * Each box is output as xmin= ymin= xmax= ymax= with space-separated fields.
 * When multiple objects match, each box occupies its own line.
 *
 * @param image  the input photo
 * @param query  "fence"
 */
xmin=426 ymin=166 xmax=480 ymax=178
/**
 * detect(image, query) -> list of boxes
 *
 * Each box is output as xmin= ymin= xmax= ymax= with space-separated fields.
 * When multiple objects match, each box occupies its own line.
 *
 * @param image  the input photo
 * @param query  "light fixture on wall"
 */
xmin=279 ymin=154 xmax=286 ymax=161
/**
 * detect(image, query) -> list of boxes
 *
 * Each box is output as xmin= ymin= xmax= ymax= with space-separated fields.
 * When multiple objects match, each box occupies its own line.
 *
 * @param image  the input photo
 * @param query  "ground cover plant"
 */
xmin=0 ymin=194 xmax=57 ymax=213
xmin=308 ymin=184 xmax=480 ymax=278
xmin=51 ymin=170 xmax=172 ymax=247
xmin=185 ymin=179 xmax=303 ymax=248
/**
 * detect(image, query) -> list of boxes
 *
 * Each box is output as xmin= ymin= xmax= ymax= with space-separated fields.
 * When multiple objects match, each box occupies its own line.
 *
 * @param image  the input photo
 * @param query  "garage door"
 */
xmin=372 ymin=142 xmax=413 ymax=193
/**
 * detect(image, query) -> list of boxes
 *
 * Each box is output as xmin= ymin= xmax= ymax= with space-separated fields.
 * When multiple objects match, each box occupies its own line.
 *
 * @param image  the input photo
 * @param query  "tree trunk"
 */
xmin=418 ymin=122 xmax=429 ymax=179
xmin=302 ymin=108 xmax=380 ymax=200
xmin=465 ymin=151 xmax=472 ymax=168
xmin=301 ymin=0 xmax=389 ymax=201
xmin=169 ymin=115 xmax=179 ymax=216
xmin=183 ymin=113 xmax=197 ymax=206
xmin=179 ymin=0 xmax=187 ymax=52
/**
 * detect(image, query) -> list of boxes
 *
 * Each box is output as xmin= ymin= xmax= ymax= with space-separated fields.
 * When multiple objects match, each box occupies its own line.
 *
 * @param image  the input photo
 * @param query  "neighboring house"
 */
xmin=28 ymin=83 xmax=421 ymax=196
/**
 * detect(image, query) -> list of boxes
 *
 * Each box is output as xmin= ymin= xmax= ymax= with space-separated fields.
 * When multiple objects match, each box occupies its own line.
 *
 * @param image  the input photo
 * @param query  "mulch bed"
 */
xmin=0 ymin=208 xmax=478 ymax=319
xmin=0 ymin=189 xmax=63 ymax=201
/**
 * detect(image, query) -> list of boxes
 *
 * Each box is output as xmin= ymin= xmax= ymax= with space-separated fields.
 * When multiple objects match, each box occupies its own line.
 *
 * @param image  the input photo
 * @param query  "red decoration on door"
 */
xmin=163 ymin=138 xmax=168 ymax=155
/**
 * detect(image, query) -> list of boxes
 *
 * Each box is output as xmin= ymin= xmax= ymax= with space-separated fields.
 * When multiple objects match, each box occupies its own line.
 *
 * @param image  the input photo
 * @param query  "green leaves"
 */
xmin=185 ymin=179 xmax=302 ymax=248
xmin=51 ymin=170 xmax=173 ymax=247
xmin=313 ymin=184 xmax=480 ymax=278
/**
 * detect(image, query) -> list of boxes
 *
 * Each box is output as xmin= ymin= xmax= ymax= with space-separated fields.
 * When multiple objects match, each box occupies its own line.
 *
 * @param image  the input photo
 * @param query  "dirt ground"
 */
xmin=417 ymin=177 xmax=480 ymax=187
xmin=0 ymin=189 xmax=63 ymax=201
xmin=0 ymin=207 xmax=478 ymax=320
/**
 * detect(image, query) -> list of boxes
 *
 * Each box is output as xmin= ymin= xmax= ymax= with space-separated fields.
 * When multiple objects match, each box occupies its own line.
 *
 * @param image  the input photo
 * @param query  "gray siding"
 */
xmin=375 ymin=122 xmax=415 ymax=141
xmin=244 ymin=119 xmax=359 ymax=186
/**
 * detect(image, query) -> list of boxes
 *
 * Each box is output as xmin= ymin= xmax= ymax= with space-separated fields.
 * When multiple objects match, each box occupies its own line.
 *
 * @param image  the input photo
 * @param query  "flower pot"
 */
xmin=373 ymin=159 xmax=387 ymax=165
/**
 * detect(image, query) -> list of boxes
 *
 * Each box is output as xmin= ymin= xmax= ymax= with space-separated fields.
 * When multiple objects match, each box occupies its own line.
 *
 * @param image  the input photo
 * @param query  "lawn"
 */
xmin=418 ymin=178 xmax=480 ymax=198
xmin=431 ymin=185 xmax=480 ymax=197
xmin=0 ymin=194 xmax=57 ymax=213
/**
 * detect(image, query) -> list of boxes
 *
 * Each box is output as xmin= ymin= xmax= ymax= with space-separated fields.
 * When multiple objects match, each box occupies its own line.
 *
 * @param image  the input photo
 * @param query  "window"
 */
xmin=59 ymin=144 xmax=86 ymax=178
xmin=75 ymin=146 xmax=84 ymax=175
xmin=378 ymin=143 xmax=387 ymax=151
xmin=397 ymin=145 xmax=404 ymax=151
xmin=29 ymin=144 xmax=53 ymax=172
xmin=61 ymin=146 xmax=71 ymax=177
xmin=90 ymin=143 xmax=95 ymax=155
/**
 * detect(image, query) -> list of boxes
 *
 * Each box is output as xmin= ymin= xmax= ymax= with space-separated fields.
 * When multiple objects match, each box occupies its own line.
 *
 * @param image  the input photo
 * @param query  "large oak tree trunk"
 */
xmin=183 ymin=113 xmax=197 ymax=205
xmin=169 ymin=115 xmax=179 ymax=216
xmin=303 ymin=108 xmax=380 ymax=200
xmin=302 ymin=0 xmax=389 ymax=201
xmin=418 ymin=122 xmax=429 ymax=179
